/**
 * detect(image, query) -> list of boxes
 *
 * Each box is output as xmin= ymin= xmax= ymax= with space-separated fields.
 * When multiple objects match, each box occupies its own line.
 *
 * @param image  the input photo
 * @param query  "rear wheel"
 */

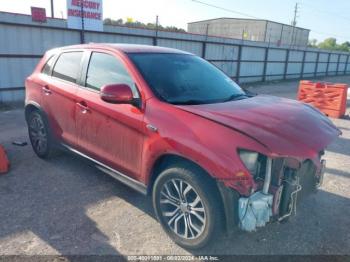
xmin=152 ymin=165 xmax=222 ymax=249
xmin=28 ymin=111 xmax=53 ymax=159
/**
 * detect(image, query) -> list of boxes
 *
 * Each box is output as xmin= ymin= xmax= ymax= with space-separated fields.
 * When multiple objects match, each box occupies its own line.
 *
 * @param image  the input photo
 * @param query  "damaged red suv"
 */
xmin=25 ymin=44 xmax=340 ymax=249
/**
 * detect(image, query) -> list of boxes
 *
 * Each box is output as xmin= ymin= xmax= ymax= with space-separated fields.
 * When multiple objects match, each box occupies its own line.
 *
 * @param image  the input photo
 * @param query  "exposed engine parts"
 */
xmin=238 ymin=158 xmax=273 ymax=232
xmin=238 ymin=158 xmax=321 ymax=232
xmin=278 ymin=169 xmax=302 ymax=221
xmin=238 ymin=192 xmax=273 ymax=232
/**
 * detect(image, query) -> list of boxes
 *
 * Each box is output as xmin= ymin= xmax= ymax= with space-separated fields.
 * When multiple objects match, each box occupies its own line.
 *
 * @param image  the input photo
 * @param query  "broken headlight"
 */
xmin=238 ymin=149 xmax=259 ymax=176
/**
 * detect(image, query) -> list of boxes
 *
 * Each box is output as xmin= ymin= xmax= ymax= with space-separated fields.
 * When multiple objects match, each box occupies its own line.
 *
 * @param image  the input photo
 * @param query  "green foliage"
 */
xmin=339 ymin=41 xmax=350 ymax=52
xmin=312 ymin=38 xmax=350 ymax=52
xmin=308 ymin=38 xmax=317 ymax=48
xmin=103 ymin=18 xmax=186 ymax=33
xmin=318 ymin=38 xmax=337 ymax=50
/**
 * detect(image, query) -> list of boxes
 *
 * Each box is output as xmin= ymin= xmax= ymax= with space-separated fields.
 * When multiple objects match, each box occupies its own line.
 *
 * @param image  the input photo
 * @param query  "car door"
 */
xmin=75 ymin=51 xmax=145 ymax=180
xmin=41 ymin=51 xmax=83 ymax=147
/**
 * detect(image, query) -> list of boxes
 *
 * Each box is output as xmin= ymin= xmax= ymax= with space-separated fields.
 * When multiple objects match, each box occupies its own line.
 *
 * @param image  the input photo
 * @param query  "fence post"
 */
xmin=344 ymin=55 xmax=349 ymax=75
xmin=283 ymin=49 xmax=289 ymax=80
xmin=300 ymin=50 xmax=306 ymax=79
xmin=326 ymin=53 xmax=331 ymax=76
xmin=314 ymin=52 xmax=320 ymax=77
xmin=262 ymin=47 xmax=268 ymax=82
xmin=202 ymin=42 xmax=206 ymax=59
xmin=236 ymin=45 xmax=242 ymax=83
xmin=335 ymin=54 xmax=341 ymax=75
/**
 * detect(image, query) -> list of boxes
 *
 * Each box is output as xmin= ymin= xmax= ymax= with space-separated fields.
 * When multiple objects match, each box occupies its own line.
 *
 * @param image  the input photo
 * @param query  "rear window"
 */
xmin=52 ymin=52 xmax=83 ymax=83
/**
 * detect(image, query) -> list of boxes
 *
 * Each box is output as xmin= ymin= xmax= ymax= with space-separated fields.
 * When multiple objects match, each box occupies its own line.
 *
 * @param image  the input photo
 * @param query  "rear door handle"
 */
xmin=76 ymin=102 xmax=89 ymax=114
xmin=42 ymin=85 xmax=52 ymax=95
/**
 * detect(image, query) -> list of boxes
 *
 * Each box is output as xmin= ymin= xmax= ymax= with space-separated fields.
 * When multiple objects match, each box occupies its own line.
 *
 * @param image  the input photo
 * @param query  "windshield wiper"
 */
xmin=241 ymin=88 xmax=257 ymax=97
xmin=170 ymin=99 xmax=207 ymax=105
xmin=170 ymin=94 xmax=248 ymax=105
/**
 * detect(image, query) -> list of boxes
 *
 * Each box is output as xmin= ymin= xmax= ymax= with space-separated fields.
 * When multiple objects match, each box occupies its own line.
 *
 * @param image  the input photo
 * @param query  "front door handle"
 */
xmin=42 ymin=85 xmax=52 ymax=95
xmin=76 ymin=102 xmax=89 ymax=114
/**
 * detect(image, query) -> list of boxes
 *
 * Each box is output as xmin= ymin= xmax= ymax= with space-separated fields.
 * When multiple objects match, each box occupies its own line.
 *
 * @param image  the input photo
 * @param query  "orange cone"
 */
xmin=0 ymin=145 xmax=10 ymax=174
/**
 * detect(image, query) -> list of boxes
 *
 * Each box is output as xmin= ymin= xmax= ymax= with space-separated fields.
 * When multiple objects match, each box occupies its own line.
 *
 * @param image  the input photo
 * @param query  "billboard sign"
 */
xmin=31 ymin=7 xmax=47 ymax=23
xmin=67 ymin=0 xmax=103 ymax=31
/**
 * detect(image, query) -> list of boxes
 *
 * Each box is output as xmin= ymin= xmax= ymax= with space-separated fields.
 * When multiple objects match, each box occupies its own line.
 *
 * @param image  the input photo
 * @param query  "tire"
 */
xmin=152 ymin=164 xmax=223 ymax=249
xmin=27 ymin=110 xmax=54 ymax=159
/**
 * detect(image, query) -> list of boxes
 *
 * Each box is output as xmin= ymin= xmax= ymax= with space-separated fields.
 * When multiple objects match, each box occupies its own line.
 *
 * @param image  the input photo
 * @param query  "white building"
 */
xmin=188 ymin=18 xmax=310 ymax=47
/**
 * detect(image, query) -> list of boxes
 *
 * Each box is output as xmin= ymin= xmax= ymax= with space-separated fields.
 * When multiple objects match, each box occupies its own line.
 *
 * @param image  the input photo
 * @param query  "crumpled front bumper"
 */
xmin=217 ymin=157 xmax=326 ymax=233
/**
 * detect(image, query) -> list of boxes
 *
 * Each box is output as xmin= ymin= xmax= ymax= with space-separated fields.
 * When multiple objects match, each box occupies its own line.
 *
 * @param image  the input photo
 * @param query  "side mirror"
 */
xmin=100 ymin=84 xmax=134 ymax=104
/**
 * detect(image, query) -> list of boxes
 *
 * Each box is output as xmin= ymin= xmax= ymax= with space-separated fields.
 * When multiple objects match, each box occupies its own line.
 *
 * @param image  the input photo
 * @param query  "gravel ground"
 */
xmin=0 ymin=76 xmax=349 ymax=256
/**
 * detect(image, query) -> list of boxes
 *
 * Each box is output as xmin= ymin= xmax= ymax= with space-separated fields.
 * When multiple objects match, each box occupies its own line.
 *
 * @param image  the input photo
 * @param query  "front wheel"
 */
xmin=152 ymin=165 xmax=222 ymax=249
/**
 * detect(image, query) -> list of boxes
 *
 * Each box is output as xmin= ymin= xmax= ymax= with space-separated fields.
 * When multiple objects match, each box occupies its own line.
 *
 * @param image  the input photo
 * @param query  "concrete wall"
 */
xmin=1 ymin=12 xmax=350 ymax=103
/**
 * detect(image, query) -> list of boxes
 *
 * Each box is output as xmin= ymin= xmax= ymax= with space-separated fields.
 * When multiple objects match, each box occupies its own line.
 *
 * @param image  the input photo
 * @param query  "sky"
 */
xmin=1 ymin=0 xmax=350 ymax=43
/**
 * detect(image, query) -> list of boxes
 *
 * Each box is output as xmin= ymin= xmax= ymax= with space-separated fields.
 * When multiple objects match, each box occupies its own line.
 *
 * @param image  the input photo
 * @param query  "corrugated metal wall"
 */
xmin=188 ymin=19 xmax=309 ymax=46
xmin=1 ymin=12 xmax=350 ymax=103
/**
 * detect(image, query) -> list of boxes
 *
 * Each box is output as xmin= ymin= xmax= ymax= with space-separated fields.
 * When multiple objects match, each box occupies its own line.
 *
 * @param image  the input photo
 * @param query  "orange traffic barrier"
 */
xmin=298 ymin=80 xmax=348 ymax=118
xmin=0 ymin=145 xmax=10 ymax=174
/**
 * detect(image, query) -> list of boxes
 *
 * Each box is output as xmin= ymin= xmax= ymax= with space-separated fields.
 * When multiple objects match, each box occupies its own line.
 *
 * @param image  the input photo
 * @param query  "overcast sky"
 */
xmin=1 ymin=0 xmax=350 ymax=43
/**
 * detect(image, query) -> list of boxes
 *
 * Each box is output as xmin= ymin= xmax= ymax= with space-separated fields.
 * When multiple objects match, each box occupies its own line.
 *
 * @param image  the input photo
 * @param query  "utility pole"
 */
xmin=80 ymin=2 xmax=85 ymax=44
xmin=292 ymin=3 xmax=298 ymax=27
xmin=290 ymin=2 xmax=299 ymax=47
xmin=50 ymin=0 xmax=54 ymax=18
xmin=154 ymin=15 xmax=159 ymax=46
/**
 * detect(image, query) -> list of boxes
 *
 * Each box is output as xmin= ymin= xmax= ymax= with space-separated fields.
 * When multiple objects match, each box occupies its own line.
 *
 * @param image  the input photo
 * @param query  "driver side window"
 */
xmin=85 ymin=52 xmax=139 ymax=98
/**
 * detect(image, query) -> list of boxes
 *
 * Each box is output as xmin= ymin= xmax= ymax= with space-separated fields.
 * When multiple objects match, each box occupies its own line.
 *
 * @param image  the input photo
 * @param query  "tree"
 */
xmin=318 ymin=37 xmax=337 ymax=50
xmin=316 ymin=38 xmax=350 ymax=52
xmin=338 ymin=41 xmax=350 ymax=52
xmin=308 ymin=38 xmax=317 ymax=48
xmin=103 ymin=18 xmax=112 ymax=25
xmin=103 ymin=17 xmax=186 ymax=33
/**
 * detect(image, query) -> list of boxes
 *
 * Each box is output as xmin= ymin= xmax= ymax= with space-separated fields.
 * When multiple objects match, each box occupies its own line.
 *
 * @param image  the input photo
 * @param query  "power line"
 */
xmin=302 ymin=2 xmax=350 ymax=22
xmin=191 ymin=0 xmax=260 ymax=19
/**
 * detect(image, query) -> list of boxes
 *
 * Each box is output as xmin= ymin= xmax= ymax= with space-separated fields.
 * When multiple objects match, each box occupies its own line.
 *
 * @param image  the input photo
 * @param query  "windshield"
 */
xmin=128 ymin=53 xmax=247 ymax=105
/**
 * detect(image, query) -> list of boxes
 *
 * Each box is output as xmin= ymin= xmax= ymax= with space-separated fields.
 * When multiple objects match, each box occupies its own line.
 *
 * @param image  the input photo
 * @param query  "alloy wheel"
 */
xmin=29 ymin=114 xmax=48 ymax=154
xmin=159 ymin=179 xmax=206 ymax=240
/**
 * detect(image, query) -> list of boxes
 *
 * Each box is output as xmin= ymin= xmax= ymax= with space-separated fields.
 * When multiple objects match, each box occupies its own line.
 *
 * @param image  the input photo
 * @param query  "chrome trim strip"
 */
xmin=62 ymin=144 xmax=147 ymax=195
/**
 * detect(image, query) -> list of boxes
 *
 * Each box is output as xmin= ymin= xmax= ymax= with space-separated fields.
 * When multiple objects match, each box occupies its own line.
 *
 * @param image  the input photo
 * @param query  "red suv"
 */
xmin=25 ymin=44 xmax=340 ymax=249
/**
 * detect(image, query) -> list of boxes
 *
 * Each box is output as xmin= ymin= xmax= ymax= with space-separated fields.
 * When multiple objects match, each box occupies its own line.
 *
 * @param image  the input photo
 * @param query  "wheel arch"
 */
xmin=25 ymin=102 xmax=55 ymax=142
xmin=147 ymin=154 xmax=213 ymax=194
xmin=24 ymin=102 xmax=44 ymax=123
xmin=147 ymin=153 xmax=229 ymax=229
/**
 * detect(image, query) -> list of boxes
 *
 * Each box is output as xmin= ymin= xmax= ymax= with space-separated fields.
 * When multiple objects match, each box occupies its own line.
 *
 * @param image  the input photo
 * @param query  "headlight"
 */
xmin=239 ymin=149 xmax=259 ymax=176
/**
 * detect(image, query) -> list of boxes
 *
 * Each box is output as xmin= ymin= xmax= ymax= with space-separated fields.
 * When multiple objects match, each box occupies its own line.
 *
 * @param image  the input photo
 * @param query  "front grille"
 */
xmin=254 ymin=157 xmax=319 ymax=194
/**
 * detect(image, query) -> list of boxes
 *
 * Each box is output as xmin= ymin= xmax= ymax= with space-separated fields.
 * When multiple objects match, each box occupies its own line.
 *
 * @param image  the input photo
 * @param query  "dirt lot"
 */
xmin=0 ymin=76 xmax=349 ymax=256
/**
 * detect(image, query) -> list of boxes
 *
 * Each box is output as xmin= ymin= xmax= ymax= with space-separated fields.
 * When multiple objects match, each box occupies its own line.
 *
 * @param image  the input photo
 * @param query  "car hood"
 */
xmin=177 ymin=95 xmax=341 ymax=158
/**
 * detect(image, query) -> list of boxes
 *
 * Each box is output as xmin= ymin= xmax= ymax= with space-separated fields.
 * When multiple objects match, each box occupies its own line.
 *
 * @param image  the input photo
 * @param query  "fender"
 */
xmin=24 ymin=100 xmax=45 ymax=122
